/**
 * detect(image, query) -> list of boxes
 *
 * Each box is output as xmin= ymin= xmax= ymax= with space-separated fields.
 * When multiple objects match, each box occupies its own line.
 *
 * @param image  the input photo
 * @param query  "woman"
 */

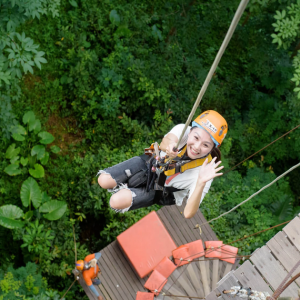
xmin=98 ymin=110 xmax=227 ymax=219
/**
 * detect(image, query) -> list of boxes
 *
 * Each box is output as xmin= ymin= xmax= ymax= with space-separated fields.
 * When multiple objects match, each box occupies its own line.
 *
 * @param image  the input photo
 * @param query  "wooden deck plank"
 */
xmin=103 ymin=245 xmax=135 ymax=300
xmin=109 ymin=241 xmax=146 ymax=290
xmin=186 ymin=263 xmax=205 ymax=297
xmin=171 ymin=267 xmax=198 ymax=298
xmin=212 ymin=259 xmax=219 ymax=290
xmin=157 ymin=209 xmax=181 ymax=247
xmin=267 ymin=231 xmax=300 ymax=286
xmin=169 ymin=205 xmax=200 ymax=244
xmin=98 ymin=247 xmax=131 ymax=300
xmin=233 ymin=260 xmax=273 ymax=294
xmin=206 ymin=289 xmax=222 ymax=300
xmin=250 ymin=246 xmax=298 ymax=297
xmin=98 ymin=284 xmax=112 ymax=300
xmin=107 ymin=243 xmax=143 ymax=297
xmin=93 ymin=252 xmax=119 ymax=300
xmin=216 ymin=272 xmax=239 ymax=300
xmin=164 ymin=279 xmax=188 ymax=298
xmin=161 ymin=206 xmax=189 ymax=244
xmin=283 ymin=216 xmax=300 ymax=252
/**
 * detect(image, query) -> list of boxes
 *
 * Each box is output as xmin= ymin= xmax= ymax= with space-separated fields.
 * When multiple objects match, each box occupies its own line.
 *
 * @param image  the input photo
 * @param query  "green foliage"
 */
xmin=0 ymin=205 xmax=24 ymax=229
xmin=3 ymin=111 xmax=54 ymax=178
xmin=0 ymin=262 xmax=63 ymax=300
xmin=1 ymin=0 xmax=300 ymax=298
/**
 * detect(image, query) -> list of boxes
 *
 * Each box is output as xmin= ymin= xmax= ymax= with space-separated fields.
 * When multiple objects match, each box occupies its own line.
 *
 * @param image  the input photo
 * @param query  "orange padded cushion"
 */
xmin=220 ymin=245 xmax=238 ymax=264
xmin=117 ymin=211 xmax=177 ymax=278
xmin=205 ymin=241 xmax=223 ymax=258
xmin=144 ymin=270 xmax=167 ymax=296
xmin=154 ymin=257 xmax=177 ymax=278
xmin=173 ymin=245 xmax=190 ymax=266
xmin=185 ymin=239 xmax=204 ymax=260
xmin=136 ymin=291 xmax=154 ymax=300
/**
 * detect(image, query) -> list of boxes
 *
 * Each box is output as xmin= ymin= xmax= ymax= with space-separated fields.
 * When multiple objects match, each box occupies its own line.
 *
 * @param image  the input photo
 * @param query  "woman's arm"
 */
xmin=160 ymin=133 xmax=178 ymax=152
xmin=184 ymin=157 xmax=223 ymax=219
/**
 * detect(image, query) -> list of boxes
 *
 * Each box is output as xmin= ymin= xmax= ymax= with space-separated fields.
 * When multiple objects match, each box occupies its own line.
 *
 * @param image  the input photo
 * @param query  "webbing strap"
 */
xmin=163 ymin=144 xmax=212 ymax=176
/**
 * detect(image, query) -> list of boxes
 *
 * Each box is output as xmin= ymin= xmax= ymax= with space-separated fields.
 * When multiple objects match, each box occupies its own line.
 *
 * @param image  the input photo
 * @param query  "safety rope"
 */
xmin=72 ymin=223 xmax=77 ymax=263
xmin=198 ymin=162 xmax=300 ymax=227
xmin=223 ymin=123 xmax=300 ymax=175
xmin=270 ymin=259 xmax=300 ymax=300
xmin=175 ymin=0 xmax=249 ymax=149
xmin=60 ymin=278 xmax=76 ymax=300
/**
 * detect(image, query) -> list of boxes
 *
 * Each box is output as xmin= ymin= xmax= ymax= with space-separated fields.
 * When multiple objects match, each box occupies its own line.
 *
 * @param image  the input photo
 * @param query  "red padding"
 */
xmin=220 ymin=245 xmax=238 ymax=264
xmin=144 ymin=270 xmax=167 ymax=296
xmin=172 ymin=245 xmax=190 ymax=266
xmin=184 ymin=239 xmax=204 ymax=260
xmin=205 ymin=241 xmax=223 ymax=258
xmin=117 ymin=211 xmax=177 ymax=278
xmin=154 ymin=257 xmax=177 ymax=279
xmin=136 ymin=291 xmax=155 ymax=300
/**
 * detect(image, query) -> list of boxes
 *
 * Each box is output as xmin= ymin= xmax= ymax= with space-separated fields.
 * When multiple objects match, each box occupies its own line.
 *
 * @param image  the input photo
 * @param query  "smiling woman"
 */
xmin=97 ymin=110 xmax=228 ymax=219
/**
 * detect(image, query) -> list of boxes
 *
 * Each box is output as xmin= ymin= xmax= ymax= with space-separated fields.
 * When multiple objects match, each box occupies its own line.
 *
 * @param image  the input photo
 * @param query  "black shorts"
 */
xmin=98 ymin=156 xmax=156 ymax=213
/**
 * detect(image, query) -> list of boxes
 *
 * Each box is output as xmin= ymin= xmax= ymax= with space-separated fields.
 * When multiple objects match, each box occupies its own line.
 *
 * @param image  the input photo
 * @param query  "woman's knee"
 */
xmin=98 ymin=173 xmax=117 ymax=189
xmin=110 ymin=190 xmax=132 ymax=210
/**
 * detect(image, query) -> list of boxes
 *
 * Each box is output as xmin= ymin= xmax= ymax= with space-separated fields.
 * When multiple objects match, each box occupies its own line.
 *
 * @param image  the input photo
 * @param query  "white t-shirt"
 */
xmin=160 ymin=124 xmax=213 ymax=206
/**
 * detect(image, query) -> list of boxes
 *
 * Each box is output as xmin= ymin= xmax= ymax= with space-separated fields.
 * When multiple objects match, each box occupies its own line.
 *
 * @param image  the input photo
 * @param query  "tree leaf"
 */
xmin=4 ymin=164 xmax=21 ymax=176
xmin=10 ymin=156 xmax=19 ymax=164
xmin=39 ymin=200 xmax=68 ymax=220
xmin=23 ymin=210 xmax=34 ymax=220
xmin=12 ymin=133 xmax=25 ymax=141
xmin=50 ymin=145 xmax=61 ymax=153
xmin=20 ymin=157 xmax=28 ymax=166
xmin=23 ymin=111 xmax=35 ymax=124
xmin=38 ymin=132 xmax=55 ymax=144
xmin=29 ymin=119 xmax=41 ymax=133
xmin=0 ymin=205 xmax=24 ymax=229
xmin=11 ymin=125 xmax=27 ymax=141
xmin=29 ymin=164 xmax=45 ymax=178
xmin=31 ymin=145 xmax=45 ymax=160
xmin=69 ymin=0 xmax=78 ymax=7
xmin=42 ymin=192 xmax=51 ymax=203
xmin=6 ymin=144 xmax=20 ymax=159
xmin=20 ymin=177 xmax=42 ymax=208
xmin=40 ymin=152 xmax=49 ymax=165
xmin=109 ymin=10 xmax=120 ymax=25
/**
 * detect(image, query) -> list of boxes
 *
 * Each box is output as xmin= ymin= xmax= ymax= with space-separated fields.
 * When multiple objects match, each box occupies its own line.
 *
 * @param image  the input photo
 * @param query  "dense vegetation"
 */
xmin=1 ymin=0 xmax=300 ymax=298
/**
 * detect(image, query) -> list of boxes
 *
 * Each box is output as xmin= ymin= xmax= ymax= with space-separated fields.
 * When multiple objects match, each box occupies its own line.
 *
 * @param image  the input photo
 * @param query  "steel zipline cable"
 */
xmin=223 ymin=123 xmax=300 ymax=175
xmin=174 ymin=0 xmax=250 ymax=150
xmin=198 ymin=162 xmax=300 ymax=227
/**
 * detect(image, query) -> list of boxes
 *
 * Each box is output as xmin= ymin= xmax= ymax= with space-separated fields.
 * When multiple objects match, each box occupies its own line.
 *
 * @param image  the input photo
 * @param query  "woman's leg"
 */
xmin=97 ymin=156 xmax=146 ymax=189
xmin=109 ymin=186 xmax=156 ymax=213
xmin=98 ymin=174 xmax=117 ymax=189
xmin=110 ymin=189 xmax=133 ymax=210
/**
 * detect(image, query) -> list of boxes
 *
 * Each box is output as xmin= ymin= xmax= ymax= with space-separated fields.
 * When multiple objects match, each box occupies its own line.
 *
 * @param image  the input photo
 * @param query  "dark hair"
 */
xmin=211 ymin=146 xmax=221 ymax=162
xmin=190 ymin=126 xmax=222 ymax=162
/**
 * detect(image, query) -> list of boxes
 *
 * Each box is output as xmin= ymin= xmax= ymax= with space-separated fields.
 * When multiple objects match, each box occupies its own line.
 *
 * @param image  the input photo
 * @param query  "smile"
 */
xmin=190 ymin=147 xmax=200 ymax=156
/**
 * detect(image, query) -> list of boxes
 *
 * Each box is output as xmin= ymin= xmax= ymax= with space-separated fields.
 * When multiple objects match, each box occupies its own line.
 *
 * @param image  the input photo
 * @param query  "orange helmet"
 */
xmin=192 ymin=110 xmax=228 ymax=147
xmin=75 ymin=260 xmax=84 ymax=271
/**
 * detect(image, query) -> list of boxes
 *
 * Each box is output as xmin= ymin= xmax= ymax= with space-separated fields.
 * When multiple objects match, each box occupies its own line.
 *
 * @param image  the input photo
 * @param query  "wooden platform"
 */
xmin=206 ymin=214 xmax=300 ymax=300
xmin=78 ymin=204 xmax=236 ymax=300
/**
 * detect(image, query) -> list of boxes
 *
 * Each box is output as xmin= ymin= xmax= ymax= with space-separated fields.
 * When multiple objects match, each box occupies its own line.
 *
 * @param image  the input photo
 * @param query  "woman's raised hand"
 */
xmin=197 ymin=157 xmax=224 ymax=185
xmin=165 ymin=142 xmax=179 ymax=158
